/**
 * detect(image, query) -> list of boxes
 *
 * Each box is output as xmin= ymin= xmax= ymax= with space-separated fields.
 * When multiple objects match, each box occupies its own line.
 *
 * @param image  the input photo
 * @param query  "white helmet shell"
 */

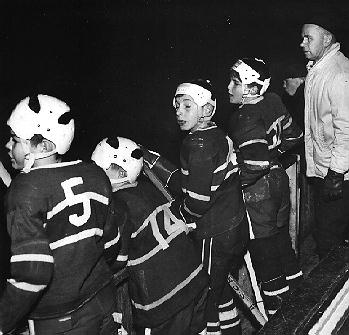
xmin=173 ymin=82 xmax=217 ymax=115
xmin=7 ymin=95 xmax=74 ymax=155
xmin=91 ymin=137 xmax=143 ymax=184
xmin=232 ymin=59 xmax=271 ymax=96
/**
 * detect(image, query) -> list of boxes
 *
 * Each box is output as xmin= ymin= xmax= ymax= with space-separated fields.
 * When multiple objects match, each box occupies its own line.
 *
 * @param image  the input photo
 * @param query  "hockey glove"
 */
xmin=322 ymin=169 xmax=344 ymax=202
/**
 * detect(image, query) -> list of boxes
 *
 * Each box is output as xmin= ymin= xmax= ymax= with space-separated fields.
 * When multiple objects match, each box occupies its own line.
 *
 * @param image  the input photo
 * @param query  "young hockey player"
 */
xmin=0 ymin=95 xmax=123 ymax=335
xmin=91 ymin=136 xmax=209 ymax=335
xmin=173 ymin=79 xmax=249 ymax=334
xmin=227 ymin=58 xmax=304 ymax=316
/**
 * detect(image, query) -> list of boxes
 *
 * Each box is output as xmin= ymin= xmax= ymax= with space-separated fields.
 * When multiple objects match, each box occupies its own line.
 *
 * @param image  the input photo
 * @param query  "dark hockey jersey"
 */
xmin=229 ymin=92 xmax=303 ymax=184
xmin=112 ymin=178 xmax=208 ymax=328
xmin=0 ymin=160 xmax=123 ymax=333
xmin=180 ymin=123 xmax=246 ymax=238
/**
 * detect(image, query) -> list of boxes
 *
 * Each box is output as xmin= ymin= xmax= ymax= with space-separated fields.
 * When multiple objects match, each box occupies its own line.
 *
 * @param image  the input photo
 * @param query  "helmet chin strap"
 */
xmin=110 ymin=178 xmax=138 ymax=191
xmin=240 ymin=86 xmax=255 ymax=105
xmin=21 ymin=138 xmax=58 ymax=173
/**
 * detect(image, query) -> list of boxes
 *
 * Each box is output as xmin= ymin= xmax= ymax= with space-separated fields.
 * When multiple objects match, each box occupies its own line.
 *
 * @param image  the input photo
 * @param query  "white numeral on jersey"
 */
xmin=61 ymin=177 xmax=92 ymax=227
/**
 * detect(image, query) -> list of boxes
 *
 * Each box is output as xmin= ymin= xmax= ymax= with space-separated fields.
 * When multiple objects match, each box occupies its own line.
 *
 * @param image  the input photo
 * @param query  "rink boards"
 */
xmin=258 ymin=246 xmax=349 ymax=335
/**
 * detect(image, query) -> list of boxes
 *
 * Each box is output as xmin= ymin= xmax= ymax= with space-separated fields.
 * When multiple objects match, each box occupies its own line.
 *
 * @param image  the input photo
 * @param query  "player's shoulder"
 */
xmin=186 ymin=124 xmax=225 ymax=148
xmin=7 ymin=171 xmax=45 ymax=208
xmin=263 ymin=92 xmax=284 ymax=106
xmin=236 ymin=102 xmax=263 ymax=125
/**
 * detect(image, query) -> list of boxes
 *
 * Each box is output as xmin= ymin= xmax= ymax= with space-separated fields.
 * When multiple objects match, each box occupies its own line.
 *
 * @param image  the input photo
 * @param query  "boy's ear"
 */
xmin=203 ymin=104 xmax=214 ymax=117
xmin=248 ymin=85 xmax=260 ymax=95
xmin=41 ymin=139 xmax=56 ymax=153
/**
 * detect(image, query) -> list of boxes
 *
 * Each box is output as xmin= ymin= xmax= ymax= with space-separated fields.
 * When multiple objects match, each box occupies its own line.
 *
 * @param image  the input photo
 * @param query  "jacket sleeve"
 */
xmin=0 ymin=186 xmax=53 ymax=334
xmin=329 ymin=72 xmax=349 ymax=174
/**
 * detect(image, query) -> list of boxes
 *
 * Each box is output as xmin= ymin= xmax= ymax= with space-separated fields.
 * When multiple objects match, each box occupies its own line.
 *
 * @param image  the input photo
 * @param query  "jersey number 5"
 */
xmin=61 ymin=177 xmax=91 ymax=227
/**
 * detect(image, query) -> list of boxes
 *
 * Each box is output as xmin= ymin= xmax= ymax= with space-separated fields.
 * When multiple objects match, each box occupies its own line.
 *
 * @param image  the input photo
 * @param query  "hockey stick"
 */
xmin=144 ymin=163 xmax=268 ymax=326
xmin=244 ymin=251 xmax=268 ymax=321
xmin=227 ymin=274 xmax=267 ymax=326
xmin=243 ymin=206 xmax=269 ymax=321
xmin=143 ymin=164 xmax=174 ymax=201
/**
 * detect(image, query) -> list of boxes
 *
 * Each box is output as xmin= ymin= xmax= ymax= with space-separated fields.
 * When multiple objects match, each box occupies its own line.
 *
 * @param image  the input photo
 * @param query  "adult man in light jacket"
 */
xmin=300 ymin=12 xmax=349 ymax=259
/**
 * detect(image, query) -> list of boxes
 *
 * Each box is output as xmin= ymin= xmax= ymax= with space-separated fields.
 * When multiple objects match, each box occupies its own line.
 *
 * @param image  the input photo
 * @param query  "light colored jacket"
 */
xmin=304 ymin=43 xmax=349 ymax=180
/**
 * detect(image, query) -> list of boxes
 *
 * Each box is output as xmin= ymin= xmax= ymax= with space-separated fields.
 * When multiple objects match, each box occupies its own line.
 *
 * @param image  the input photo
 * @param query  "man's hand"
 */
xmin=322 ymin=169 xmax=344 ymax=201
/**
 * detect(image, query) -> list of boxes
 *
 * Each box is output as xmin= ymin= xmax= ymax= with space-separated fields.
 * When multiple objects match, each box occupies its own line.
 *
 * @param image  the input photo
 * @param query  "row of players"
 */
xmin=0 ymin=57 xmax=303 ymax=335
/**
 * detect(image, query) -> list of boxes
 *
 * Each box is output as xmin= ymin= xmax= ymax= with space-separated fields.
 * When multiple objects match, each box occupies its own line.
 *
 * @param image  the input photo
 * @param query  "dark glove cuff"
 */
xmin=327 ymin=169 xmax=344 ymax=180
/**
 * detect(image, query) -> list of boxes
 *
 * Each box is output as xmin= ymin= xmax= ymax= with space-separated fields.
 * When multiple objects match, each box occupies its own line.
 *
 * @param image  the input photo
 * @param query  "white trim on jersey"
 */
xmin=50 ymin=228 xmax=103 ymax=250
xmin=11 ymin=254 xmax=54 ymax=263
xmin=7 ymin=278 xmax=46 ymax=292
xmin=131 ymin=264 xmax=203 ymax=311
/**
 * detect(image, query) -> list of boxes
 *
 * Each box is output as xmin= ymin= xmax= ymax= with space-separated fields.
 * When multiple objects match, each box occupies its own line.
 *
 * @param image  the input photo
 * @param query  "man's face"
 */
xmin=227 ymin=76 xmax=244 ymax=104
xmin=174 ymin=95 xmax=203 ymax=131
xmin=300 ymin=24 xmax=327 ymax=62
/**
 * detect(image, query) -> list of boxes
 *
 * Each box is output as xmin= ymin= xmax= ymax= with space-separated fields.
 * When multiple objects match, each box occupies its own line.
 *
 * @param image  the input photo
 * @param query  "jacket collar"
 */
xmin=307 ymin=42 xmax=340 ymax=72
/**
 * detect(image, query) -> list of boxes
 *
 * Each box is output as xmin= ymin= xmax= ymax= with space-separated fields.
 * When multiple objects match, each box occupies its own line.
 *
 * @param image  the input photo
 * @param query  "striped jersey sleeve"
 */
xmin=263 ymin=93 xmax=303 ymax=155
xmin=278 ymin=113 xmax=303 ymax=154
xmin=0 ymin=187 xmax=53 ymax=333
xmin=102 ymin=198 xmax=125 ymax=270
xmin=233 ymin=107 xmax=270 ymax=171
xmin=141 ymin=147 xmax=182 ymax=198
xmin=104 ymin=197 xmax=131 ymax=272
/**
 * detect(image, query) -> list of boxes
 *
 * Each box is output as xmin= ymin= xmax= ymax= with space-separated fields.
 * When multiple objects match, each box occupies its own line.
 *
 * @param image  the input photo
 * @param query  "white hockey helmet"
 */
xmin=231 ymin=58 xmax=271 ymax=97
xmin=173 ymin=79 xmax=217 ymax=116
xmin=91 ymin=137 xmax=143 ymax=184
xmin=7 ymin=94 xmax=75 ymax=155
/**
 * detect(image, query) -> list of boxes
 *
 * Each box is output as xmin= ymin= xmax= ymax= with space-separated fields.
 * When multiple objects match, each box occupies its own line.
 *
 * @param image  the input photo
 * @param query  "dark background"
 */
xmin=0 ymin=0 xmax=349 ymax=304
xmin=0 ymin=0 xmax=349 ymax=166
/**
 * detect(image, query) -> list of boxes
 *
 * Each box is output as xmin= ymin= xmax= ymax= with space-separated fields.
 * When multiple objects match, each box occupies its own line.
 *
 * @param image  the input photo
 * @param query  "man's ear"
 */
xmin=323 ymin=32 xmax=333 ymax=47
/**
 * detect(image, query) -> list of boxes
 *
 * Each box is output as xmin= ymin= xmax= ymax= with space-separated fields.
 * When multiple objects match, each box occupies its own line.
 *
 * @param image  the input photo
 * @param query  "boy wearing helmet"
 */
xmin=173 ymin=79 xmax=248 ymax=335
xmin=0 ymin=95 xmax=123 ymax=335
xmin=227 ymin=58 xmax=304 ymax=316
xmin=91 ymin=136 xmax=209 ymax=335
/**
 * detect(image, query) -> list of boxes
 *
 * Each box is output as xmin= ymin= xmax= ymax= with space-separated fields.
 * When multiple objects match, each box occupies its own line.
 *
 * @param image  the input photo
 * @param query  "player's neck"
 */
xmin=33 ymin=154 xmax=61 ymax=167
xmin=243 ymin=95 xmax=264 ymax=105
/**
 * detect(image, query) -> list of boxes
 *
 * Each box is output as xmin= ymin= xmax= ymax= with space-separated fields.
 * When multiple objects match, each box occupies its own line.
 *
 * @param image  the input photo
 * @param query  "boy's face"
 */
xmin=5 ymin=133 xmax=30 ymax=170
xmin=283 ymin=77 xmax=304 ymax=96
xmin=227 ymin=76 xmax=244 ymax=104
xmin=174 ymin=94 xmax=203 ymax=131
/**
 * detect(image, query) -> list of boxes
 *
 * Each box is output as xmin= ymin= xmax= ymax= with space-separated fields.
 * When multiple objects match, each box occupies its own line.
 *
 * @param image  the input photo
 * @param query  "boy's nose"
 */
xmin=176 ymin=107 xmax=183 ymax=115
xmin=5 ymin=140 xmax=12 ymax=150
